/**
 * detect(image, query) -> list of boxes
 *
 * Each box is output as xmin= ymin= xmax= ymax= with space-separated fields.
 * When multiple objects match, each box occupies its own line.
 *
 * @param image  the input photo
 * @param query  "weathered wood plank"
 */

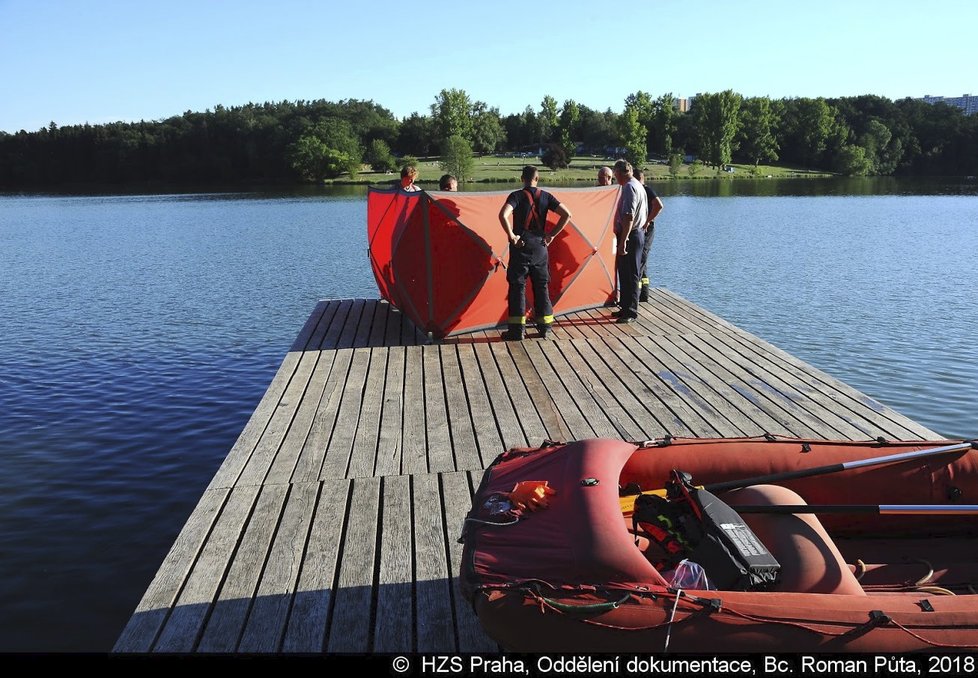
xmin=384 ymin=302 xmax=404 ymax=346
xmin=237 ymin=481 xmax=319 ymax=652
xmin=346 ymin=348 xmax=388 ymax=478
xmin=337 ymin=299 xmax=368 ymax=349
xmin=506 ymin=342 xmax=572 ymax=442
xmin=307 ymin=300 xmax=343 ymax=351
xmin=440 ymin=345 xmax=482 ymax=471
xmin=642 ymin=334 xmax=783 ymax=437
xmin=655 ymin=289 xmax=937 ymax=439
xmin=488 ymin=342 xmax=550 ymax=446
xmin=457 ymin=344 xmax=506 ymax=464
xmin=556 ymin=340 xmax=648 ymax=441
xmin=523 ymin=340 xmax=608 ymax=439
xmin=359 ymin=300 xmax=385 ymax=348
xmin=401 ymin=346 xmax=429 ymax=475
xmin=326 ymin=477 xmax=381 ymax=652
xmin=414 ymin=474 xmax=456 ymax=652
xmin=113 ymin=488 xmax=230 ymax=652
xmin=280 ymin=479 xmax=350 ymax=653
xmin=374 ymin=475 xmax=414 ymax=653
xmin=153 ymin=485 xmax=261 ymax=652
xmin=321 ymin=299 xmax=354 ymax=350
xmin=237 ymin=349 xmax=320 ymax=486
xmin=265 ymin=350 xmax=335 ymax=485
xmin=207 ymin=353 xmax=300 ymax=490
xmin=442 ymin=472 xmax=497 ymax=652
xmin=596 ymin=335 xmax=722 ymax=438
xmin=289 ymin=300 xmax=329 ymax=352
xmin=423 ymin=345 xmax=455 ymax=473
xmin=681 ymin=333 xmax=869 ymax=439
xmin=374 ymin=346 xmax=406 ymax=477
xmin=473 ymin=343 xmax=530 ymax=451
xmin=197 ymin=484 xmax=289 ymax=652
xmin=319 ymin=348 xmax=371 ymax=480
xmin=290 ymin=349 xmax=352 ymax=483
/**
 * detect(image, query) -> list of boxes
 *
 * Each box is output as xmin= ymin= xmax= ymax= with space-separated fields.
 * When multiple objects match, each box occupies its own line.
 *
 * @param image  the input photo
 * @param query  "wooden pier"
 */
xmin=114 ymin=289 xmax=940 ymax=653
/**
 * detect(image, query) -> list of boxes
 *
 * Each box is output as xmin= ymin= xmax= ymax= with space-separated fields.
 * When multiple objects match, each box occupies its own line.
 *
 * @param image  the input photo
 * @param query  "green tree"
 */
xmin=557 ymin=99 xmax=580 ymax=158
xmin=619 ymin=107 xmax=647 ymax=168
xmin=439 ymin=134 xmax=475 ymax=183
xmin=541 ymin=142 xmax=570 ymax=170
xmin=652 ymin=93 xmax=679 ymax=156
xmin=859 ymin=119 xmax=903 ymax=175
xmin=693 ymin=90 xmax=742 ymax=170
xmin=668 ymin=152 xmax=683 ymax=178
xmin=738 ymin=97 xmax=780 ymax=167
xmin=625 ymin=91 xmax=655 ymax=153
xmin=398 ymin=112 xmax=436 ymax=157
xmin=779 ymin=97 xmax=837 ymax=168
xmin=471 ymin=102 xmax=506 ymax=154
xmin=289 ymin=117 xmax=361 ymax=181
xmin=431 ymin=88 xmax=474 ymax=143
xmin=835 ymin=144 xmax=872 ymax=175
xmin=540 ymin=95 xmax=560 ymax=143
xmin=365 ymin=138 xmax=397 ymax=173
xmin=502 ymin=106 xmax=540 ymax=151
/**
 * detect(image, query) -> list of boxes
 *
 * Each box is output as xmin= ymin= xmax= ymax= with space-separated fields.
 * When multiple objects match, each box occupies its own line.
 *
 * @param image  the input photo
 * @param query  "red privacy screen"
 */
xmin=367 ymin=185 xmax=620 ymax=338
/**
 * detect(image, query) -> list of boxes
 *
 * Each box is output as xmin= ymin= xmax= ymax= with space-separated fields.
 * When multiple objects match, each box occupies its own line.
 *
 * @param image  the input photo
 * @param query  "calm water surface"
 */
xmin=0 ymin=180 xmax=975 ymax=651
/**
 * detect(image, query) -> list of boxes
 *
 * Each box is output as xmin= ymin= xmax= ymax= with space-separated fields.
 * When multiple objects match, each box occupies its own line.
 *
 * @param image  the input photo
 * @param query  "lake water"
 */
xmin=1 ymin=179 xmax=976 ymax=651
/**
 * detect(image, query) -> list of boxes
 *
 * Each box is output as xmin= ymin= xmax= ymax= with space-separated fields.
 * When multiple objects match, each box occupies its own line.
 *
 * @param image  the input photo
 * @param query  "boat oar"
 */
xmin=703 ymin=440 xmax=975 ymax=494
xmin=733 ymin=504 xmax=978 ymax=515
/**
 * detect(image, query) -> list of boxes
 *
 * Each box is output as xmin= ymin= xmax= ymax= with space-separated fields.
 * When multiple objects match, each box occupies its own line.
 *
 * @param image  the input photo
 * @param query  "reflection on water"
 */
xmin=0 ymin=178 xmax=975 ymax=650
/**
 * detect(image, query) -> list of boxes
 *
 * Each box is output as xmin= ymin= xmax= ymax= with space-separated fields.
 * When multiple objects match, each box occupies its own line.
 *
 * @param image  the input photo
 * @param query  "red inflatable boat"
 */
xmin=459 ymin=436 xmax=978 ymax=653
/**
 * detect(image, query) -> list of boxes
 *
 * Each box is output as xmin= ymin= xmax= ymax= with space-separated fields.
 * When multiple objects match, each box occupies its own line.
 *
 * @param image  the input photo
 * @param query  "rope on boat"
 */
xmin=914 ymin=559 xmax=935 ymax=586
xmin=525 ymin=587 xmax=978 ymax=649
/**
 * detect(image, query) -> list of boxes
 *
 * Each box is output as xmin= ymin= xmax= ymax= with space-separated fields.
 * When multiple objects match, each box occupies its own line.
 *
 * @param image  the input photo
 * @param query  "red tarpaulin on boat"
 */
xmin=367 ymin=186 xmax=620 ymax=338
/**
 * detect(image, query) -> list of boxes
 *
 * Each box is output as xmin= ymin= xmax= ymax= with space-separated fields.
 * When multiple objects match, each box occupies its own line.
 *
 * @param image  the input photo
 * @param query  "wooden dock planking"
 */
xmin=196 ymin=483 xmax=289 ymax=652
xmin=280 ymin=478 xmax=349 ymax=653
xmin=374 ymin=474 xmax=414 ymax=653
xmin=153 ymin=485 xmax=262 ymax=652
xmin=653 ymin=288 xmax=934 ymax=440
xmin=118 ymin=290 xmax=945 ymax=654
xmin=114 ymin=488 xmax=230 ymax=652
xmin=324 ymin=477 xmax=380 ymax=653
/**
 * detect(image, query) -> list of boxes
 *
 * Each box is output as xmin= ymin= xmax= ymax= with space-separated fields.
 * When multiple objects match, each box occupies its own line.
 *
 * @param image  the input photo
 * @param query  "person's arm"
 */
xmin=499 ymin=203 xmax=520 ymax=247
xmin=617 ymin=183 xmax=638 ymax=255
xmin=645 ymin=196 xmax=664 ymax=229
xmin=544 ymin=204 xmax=572 ymax=246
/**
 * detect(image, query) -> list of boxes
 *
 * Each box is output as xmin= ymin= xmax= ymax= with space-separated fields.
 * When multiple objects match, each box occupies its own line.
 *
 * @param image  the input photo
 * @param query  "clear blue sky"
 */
xmin=1 ymin=0 xmax=974 ymax=133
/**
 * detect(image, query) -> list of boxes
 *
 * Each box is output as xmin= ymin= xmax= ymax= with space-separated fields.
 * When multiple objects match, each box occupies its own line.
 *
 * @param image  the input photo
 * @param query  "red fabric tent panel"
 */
xmin=367 ymin=186 xmax=620 ymax=338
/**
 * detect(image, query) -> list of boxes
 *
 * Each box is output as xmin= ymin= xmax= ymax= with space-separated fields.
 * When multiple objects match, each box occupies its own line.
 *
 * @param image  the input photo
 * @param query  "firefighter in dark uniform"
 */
xmin=634 ymin=169 xmax=664 ymax=302
xmin=499 ymin=165 xmax=573 ymax=341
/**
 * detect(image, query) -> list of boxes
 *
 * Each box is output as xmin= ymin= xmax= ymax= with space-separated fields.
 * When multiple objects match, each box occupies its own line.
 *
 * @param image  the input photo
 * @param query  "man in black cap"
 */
xmin=498 ymin=166 xmax=573 ymax=340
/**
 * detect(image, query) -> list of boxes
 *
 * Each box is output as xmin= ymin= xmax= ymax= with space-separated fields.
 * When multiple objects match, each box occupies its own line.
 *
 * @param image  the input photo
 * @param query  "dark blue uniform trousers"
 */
xmin=616 ymin=228 xmax=645 ymax=319
xmin=507 ymin=233 xmax=552 ymax=323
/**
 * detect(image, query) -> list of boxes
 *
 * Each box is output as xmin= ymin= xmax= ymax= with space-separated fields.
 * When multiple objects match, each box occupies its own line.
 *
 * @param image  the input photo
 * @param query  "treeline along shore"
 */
xmin=2 ymin=88 xmax=976 ymax=188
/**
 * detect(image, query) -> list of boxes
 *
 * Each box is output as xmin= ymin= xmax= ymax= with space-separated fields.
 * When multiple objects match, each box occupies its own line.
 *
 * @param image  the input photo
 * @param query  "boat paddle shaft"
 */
xmin=704 ymin=441 xmax=975 ymax=494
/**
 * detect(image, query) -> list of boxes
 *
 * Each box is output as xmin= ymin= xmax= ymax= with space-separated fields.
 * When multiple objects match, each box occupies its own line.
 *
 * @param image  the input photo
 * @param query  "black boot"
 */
xmin=537 ymin=323 xmax=552 ymax=339
xmin=639 ymin=283 xmax=649 ymax=302
xmin=502 ymin=324 xmax=524 ymax=341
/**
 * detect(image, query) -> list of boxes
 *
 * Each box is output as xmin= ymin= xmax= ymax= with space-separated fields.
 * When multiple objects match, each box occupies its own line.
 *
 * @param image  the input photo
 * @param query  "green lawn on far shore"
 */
xmin=338 ymin=154 xmax=834 ymax=187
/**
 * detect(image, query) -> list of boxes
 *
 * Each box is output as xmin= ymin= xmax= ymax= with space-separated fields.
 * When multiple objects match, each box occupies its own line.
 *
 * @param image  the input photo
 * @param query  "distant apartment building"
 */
xmin=922 ymin=94 xmax=978 ymax=115
xmin=674 ymin=97 xmax=691 ymax=113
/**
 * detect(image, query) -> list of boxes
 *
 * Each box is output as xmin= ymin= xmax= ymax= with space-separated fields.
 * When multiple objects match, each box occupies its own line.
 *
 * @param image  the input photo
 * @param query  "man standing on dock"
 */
xmin=611 ymin=160 xmax=648 ymax=324
xmin=634 ymin=169 xmax=664 ymax=302
xmin=499 ymin=166 xmax=573 ymax=341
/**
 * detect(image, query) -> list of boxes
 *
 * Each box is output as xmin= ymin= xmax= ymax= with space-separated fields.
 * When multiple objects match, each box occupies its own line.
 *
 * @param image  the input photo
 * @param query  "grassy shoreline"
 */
xmin=329 ymin=154 xmax=835 ymax=186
